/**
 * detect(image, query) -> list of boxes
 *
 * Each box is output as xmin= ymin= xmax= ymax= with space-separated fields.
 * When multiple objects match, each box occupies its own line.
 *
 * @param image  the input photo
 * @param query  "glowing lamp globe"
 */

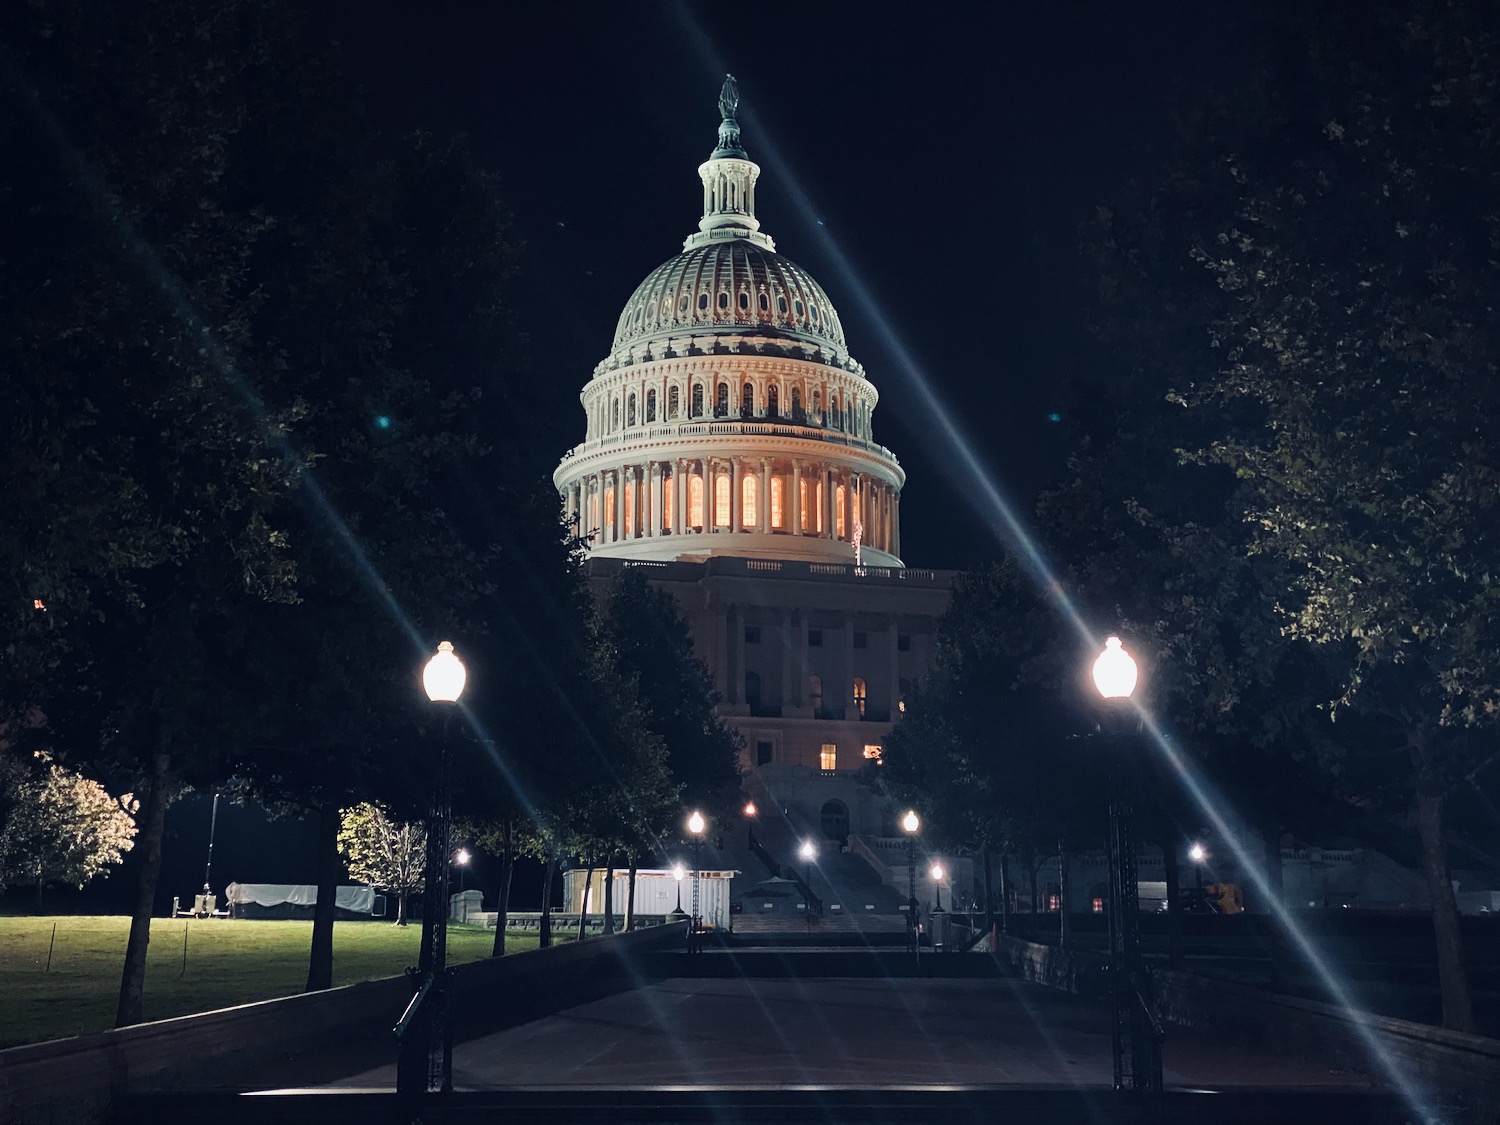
xmin=687 ymin=811 xmax=706 ymax=836
xmin=1189 ymin=843 xmax=1206 ymax=863
xmin=423 ymin=641 xmax=467 ymax=703
xmin=672 ymin=863 xmax=686 ymax=881
xmin=902 ymin=810 xmax=920 ymax=834
xmin=799 ymin=840 xmax=817 ymax=862
xmin=455 ymin=848 xmax=472 ymax=866
xmin=744 ymin=801 xmax=757 ymax=818
xmin=1092 ymin=636 xmax=1138 ymax=700
xmin=929 ymin=862 xmax=945 ymax=882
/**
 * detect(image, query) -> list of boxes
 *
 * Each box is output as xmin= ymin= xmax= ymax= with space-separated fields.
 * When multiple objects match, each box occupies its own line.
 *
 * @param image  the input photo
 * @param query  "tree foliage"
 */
xmin=337 ymin=803 xmax=425 ymax=926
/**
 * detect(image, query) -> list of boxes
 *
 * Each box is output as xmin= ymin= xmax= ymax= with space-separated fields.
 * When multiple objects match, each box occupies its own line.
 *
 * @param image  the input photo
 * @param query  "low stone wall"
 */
xmin=1156 ymin=969 xmax=1500 ymax=1125
xmin=0 ymin=921 xmax=686 ymax=1125
xmin=993 ymin=935 xmax=1110 ymax=997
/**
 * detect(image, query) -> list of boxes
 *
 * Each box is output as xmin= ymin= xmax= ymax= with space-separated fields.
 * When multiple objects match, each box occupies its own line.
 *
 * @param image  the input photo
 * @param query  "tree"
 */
xmin=0 ymin=750 xmax=138 ymax=908
xmin=337 ymin=803 xmax=426 ymax=926
xmin=1088 ymin=0 xmax=1500 ymax=1029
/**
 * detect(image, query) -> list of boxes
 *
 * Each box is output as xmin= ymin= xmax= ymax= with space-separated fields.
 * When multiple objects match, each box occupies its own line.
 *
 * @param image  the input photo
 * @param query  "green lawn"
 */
xmin=0 ymin=916 xmax=540 ymax=1048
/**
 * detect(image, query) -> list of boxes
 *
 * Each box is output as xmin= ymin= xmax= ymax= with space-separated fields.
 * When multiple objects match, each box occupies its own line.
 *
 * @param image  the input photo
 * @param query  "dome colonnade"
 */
xmin=555 ymin=75 xmax=904 ymax=568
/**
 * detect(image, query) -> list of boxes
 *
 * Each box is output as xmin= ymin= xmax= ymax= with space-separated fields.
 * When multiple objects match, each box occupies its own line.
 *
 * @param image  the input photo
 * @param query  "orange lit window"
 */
xmin=820 ymin=744 xmax=837 ymax=771
xmin=623 ymin=484 xmax=633 ymax=538
xmin=742 ymin=475 xmax=757 ymax=529
xmin=715 ymin=474 xmax=731 ymax=527
xmin=663 ymin=477 xmax=673 ymax=531
xmin=689 ymin=476 xmax=704 ymax=529
xmin=770 ymin=477 xmax=784 ymax=529
xmin=605 ymin=488 xmax=615 ymax=531
xmin=853 ymin=677 xmax=866 ymax=717
xmin=863 ymin=744 xmax=882 ymax=762
xmin=836 ymin=485 xmax=847 ymax=539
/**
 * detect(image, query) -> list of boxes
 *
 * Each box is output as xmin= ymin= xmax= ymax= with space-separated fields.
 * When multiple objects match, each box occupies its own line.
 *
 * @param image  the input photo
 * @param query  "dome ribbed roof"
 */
xmin=611 ymin=241 xmax=847 ymax=358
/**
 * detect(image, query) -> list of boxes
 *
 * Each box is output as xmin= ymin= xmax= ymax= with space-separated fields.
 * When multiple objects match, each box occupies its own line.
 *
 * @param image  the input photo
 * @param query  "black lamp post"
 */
xmin=687 ymin=810 xmax=706 ymax=950
xmin=396 ymin=640 xmax=466 ymax=1099
xmin=1092 ymin=635 xmax=1162 ymax=1097
xmin=901 ymin=810 xmax=920 ymax=958
xmin=799 ymin=839 xmax=817 ymax=931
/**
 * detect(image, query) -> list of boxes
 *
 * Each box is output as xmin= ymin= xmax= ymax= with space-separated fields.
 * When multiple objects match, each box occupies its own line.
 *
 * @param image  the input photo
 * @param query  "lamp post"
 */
xmin=901 ymin=810 xmax=920 ymax=957
xmin=799 ymin=839 xmax=817 ymax=931
xmin=1189 ymin=842 xmax=1206 ymax=889
xmin=397 ymin=640 xmax=466 ymax=1099
xmin=929 ymin=861 xmax=947 ymax=952
xmin=1092 ymin=635 xmax=1161 ymax=1096
xmin=744 ymin=800 xmax=758 ymax=847
xmin=930 ymin=862 xmax=945 ymax=912
xmin=670 ymin=863 xmax=686 ymax=917
xmin=687 ymin=810 xmax=706 ymax=950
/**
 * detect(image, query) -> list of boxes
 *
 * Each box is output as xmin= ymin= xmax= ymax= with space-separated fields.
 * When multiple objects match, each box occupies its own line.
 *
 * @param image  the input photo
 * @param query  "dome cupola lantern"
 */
xmin=689 ymin=74 xmax=772 ymax=252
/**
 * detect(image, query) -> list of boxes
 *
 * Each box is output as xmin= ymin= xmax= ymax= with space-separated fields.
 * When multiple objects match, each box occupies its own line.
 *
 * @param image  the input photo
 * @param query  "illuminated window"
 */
xmin=605 ymin=487 xmax=615 ymax=531
xmin=815 ymin=480 xmax=823 ymax=533
xmin=646 ymin=390 xmax=656 ymax=422
xmin=820 ymin=744 xmax=837 ymax=771
xmin=691 ymin=384 xmax=703 ymax=417
xmin=678 ymin=294 xmax=689 ymax=313
xmin=689 ymin=475 xmax=704 ymax=529
xmin=853 ymin=677 xmax=866 ymax=717
xmin=863 ymin=744 xmax=882 ymax=762
xmin=623 ymin=486 xmax=633 ymax=537
xmin=661 ymin=297 xmax=671 ymax=316
xmin=768 ymin=385 xmax=779 ymax=416
xmin=770 ymin=477 xmax=784 ymax=529
xmin=742 ymin=382 xmax=754 ymax=416
xmin=742 ymin=475 xmax=757 ymax=528
xmin=663 ymin=476 xmax=673 ymax=531
xmin=669 ymin=386 xmax=680 ymax=418
xmin=836 ymin=485 xmax=847 ymax=539
xmin=799 ymin=478 xmax=809 ymax=531
xmin=714 ymin=474 xmax=731 ymax=527
xmin=33 ymin=598 xmax=46 ymax=611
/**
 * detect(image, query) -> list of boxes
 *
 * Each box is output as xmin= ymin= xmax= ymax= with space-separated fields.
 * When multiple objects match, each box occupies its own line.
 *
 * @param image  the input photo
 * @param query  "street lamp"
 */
xmin=397 ymin=640 xmax=466 ymax=1099
xmin=670 ymin=863 xmax=687 ymax=918
xmin=1189 ymin=842 xmax=1206 ymax=889
xmin=687 ymin=810 xmax=706 ymax=950
xmin=1091 ymin=635 xmax=1161 ymax=1096
xmin=744 ymin=800 xmax=758 ymax=847
xmin=929 ymin=861 xmax=946 ymax=912
xmin=799 ymin=839 xmax=817 ymax=930
xmin=901 ymin=810 xmax=920 ymax=955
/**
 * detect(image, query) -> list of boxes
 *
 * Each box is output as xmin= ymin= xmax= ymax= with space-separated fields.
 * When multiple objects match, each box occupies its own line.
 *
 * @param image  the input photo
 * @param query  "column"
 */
xmin=823 ymin=467 xmax=834 ymax=540
xmin=759 ymin=459 xmax=770 ymax=531
xmin=892 ymin=491 xmax=901 ymax=558
xmin=705 ymin=459 xmax=717 ymax=531
xmin=887 ymin=617 xmax=901 ymax=717
xmin=730 ymin=458 xmax=743 ymax=532
xmin=779 ymin=609 xmax=793 ymax=710
xmin=791 ymin=460 xmax=803 ymax=535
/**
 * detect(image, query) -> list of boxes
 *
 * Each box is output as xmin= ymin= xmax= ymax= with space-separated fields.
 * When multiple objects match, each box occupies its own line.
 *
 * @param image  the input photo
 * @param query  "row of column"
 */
xmin=565 ymin=459 xmax=900 ymax=556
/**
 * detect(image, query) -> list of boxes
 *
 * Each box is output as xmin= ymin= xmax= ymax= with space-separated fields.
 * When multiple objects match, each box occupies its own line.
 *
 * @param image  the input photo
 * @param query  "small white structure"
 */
xmin=564 ymin=867 xmax=737 ymax=930
xmin=224 ymin=883 xmax=379 ymax=918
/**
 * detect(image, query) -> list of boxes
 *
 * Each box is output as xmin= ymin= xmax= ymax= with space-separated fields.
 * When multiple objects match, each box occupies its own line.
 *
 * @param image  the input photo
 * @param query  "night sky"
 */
xmin=53 ymin=3 xmax=1269 ymax=911
xmin=319 ymin=1 xmax=1260 ymax=571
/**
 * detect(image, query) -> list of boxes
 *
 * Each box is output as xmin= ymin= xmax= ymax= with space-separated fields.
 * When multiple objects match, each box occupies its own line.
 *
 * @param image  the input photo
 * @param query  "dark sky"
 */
xmin=321 ymin=1 xmax=1261 ymax=571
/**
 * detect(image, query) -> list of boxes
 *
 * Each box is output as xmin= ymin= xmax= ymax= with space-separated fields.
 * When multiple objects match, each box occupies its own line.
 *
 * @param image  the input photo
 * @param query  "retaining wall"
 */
xmin=0 ymin=921 xmax=686 ymax=1125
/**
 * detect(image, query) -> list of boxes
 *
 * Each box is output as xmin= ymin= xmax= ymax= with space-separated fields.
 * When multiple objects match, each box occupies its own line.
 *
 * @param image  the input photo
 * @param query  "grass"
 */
xmin=0 ymin=915 xmax=543 ymax=1049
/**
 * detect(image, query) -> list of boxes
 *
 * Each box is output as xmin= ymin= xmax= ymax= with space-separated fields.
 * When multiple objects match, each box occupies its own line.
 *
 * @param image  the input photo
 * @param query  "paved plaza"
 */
xmin=329 ymin=973 xmax=1376 ymax=1090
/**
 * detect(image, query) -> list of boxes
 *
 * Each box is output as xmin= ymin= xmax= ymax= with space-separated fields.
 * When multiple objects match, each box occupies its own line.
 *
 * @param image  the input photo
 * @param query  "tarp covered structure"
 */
xmin=225 ymin=883 xmax=376 ymax=913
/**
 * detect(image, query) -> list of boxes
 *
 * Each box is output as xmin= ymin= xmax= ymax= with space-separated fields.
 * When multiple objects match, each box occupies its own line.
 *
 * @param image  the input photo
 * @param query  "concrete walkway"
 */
xmin=330 ymin=975 xmax=1377 ymax=1090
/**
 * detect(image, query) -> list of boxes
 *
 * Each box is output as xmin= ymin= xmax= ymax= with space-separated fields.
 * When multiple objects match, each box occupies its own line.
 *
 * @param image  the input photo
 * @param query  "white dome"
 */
xmin=612 ymin=241 xmax=848 ymax=359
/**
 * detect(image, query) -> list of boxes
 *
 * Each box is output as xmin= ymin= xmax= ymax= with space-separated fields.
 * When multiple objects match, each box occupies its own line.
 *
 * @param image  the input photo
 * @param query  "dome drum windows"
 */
xmin=646 ymin=390 xmax=657 ymax=423
xmin=741 ymin=382 xmax=754 ymax=418
xmin=627 ymin=394 xmax=637 ymax=427
xmin=715 ymin=383 xmax=729 ymax=418
xmin=767 ymin=384 xmax=779 ymax=417
xmin=669 ymin=385 xmax=681 ymax=419
xmin=691 ymin=384 xmax=704 ymax=418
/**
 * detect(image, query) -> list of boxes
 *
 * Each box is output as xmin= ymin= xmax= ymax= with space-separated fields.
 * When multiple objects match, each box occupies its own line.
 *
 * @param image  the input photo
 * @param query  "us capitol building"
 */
xmin=555 ymin=77 xmax=956 ymax=858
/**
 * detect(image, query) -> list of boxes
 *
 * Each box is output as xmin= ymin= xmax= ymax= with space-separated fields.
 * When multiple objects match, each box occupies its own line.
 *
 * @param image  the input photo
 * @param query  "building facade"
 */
xmin=555 ymin=78 xmax=955 ymax=844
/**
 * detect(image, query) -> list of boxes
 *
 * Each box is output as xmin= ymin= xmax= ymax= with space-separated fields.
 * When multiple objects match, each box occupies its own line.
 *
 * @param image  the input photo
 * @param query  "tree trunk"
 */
xmin=305 ymin=802 xmax=341 ymax=992
xmin=625 ymin=861 xmax=638 ymax=932
xmin=115 ymin=750 xmax=172 ymax=1028
xmin=998 ymin=854 xmax=1010 ymax=935
xmin=1058 ymin=835 xmax=1072 ymax=950
xmin=981 ymin=850 xmax=995 ymax=938
xmin=603 ymin=857 xmax=616 ymax=935
xmin=539 ymin=852 xmax=556 ymax=948
xmin=1410 ymin=725 xmax=1474 ymax=1032
xmin=35 ymin=859 xmax=44 ymax=914
xmin=490 ymin=821 xmax=514 ymax=957
xmin=395 ymin=891 xmax=408 ymax=926
xmin=1162 ymin=837 xmax=1184 ymax=970
xmin=576 ymin=863 xmax=594 ymax=942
